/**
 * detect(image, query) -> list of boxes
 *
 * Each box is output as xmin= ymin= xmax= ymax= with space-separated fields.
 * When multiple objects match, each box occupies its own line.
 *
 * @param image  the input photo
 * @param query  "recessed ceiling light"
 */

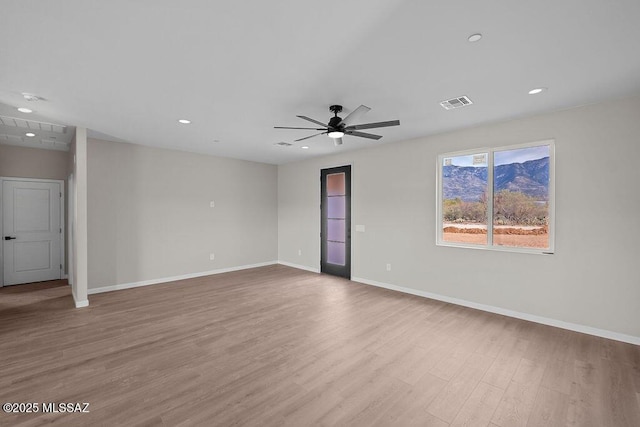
xmin=178 ymin=119 xmax=191 ymax=124
xmin=17 ymin=107 xmax=33 ymax=113
xmin=25 ymin=132 xmax=36 ymax=137
xmin=528 ymin=87 xmax=547 ymax=95
xmin=468 ymin=33 xmax=482 ymax=42
xmin=301 ymin=146 xmax=309 ymax=149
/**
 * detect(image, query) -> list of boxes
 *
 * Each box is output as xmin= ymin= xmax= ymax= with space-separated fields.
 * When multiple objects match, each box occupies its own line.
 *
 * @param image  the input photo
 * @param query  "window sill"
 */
xmin=436 ymin=241 xmax=554 ymax=255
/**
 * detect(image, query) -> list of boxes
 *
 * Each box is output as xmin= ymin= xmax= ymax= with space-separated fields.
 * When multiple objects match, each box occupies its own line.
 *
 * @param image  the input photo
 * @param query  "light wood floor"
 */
xmin=1 ymin=265 xmax=639 ymax=426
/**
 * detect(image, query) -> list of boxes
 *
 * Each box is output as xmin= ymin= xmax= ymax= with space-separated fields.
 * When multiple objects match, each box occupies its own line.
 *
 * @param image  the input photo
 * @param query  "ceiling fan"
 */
xmin=275 ymin=104 xmax=400 ymax=146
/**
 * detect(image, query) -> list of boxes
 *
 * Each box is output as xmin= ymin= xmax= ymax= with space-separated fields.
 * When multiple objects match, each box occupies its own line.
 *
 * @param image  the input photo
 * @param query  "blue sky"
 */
xmin=445 ymin=146 xmax=549 ymax=167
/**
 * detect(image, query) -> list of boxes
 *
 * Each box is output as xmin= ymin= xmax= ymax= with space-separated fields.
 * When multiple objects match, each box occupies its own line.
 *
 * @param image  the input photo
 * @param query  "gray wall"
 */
xmin=87 ymin=139 xmax=278 ymax=290
xmin=278 ymin=95 xmax=640 ymax=338
xmin=0 ymin=144 xmax=69 ymax=180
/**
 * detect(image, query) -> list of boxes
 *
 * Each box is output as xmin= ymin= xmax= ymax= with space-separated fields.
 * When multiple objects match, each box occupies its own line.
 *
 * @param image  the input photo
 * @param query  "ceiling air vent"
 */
xmin=274 ymin=142 xmax=293 ymax=147
xmin=440 ymin=95 xmax=473 ymax=110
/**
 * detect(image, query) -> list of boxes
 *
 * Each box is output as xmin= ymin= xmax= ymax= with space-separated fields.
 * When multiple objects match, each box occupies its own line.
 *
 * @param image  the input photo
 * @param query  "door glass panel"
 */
xmin=328 ymin=196 xmax=345 ymax=219
xmin=327 ymin=219 xmax=345 ymax=241
xmin=327 ymin=173 xmax=345 ymax=196
xmin=327 ymin=241 xmax=345 ymax=265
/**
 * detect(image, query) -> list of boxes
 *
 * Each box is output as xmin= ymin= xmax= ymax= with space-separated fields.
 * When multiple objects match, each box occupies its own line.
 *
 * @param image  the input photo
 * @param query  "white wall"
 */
xmin=87 ymin=139 xmax=278 ymax=290
xmin=278 ymin=95 xmax=640 ymax=340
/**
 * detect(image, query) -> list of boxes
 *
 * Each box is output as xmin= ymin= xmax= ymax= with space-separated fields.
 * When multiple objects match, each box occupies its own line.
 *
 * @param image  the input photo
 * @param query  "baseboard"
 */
xmin=71 ymin=289 xmax=89 ymax=308
xmin=74 ymin=299 xmax=89 ymax=308
xmin=87 ymin=261 xmax=278 ymax=295
xmin=351 ymin=276 xmax=640 ymax=346
xmin=277 ymin=261 xmax=320 ymax=274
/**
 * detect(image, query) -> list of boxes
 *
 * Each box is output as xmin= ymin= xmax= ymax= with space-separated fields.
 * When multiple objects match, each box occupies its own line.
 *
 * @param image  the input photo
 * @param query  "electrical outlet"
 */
xmin=386 ymin=263 xmax=391 ymax=271
xmin=209 ymin=201 xmax=215 ymax=208
xmin=298 ymin=249 xmax=302 ymax=256
xmin=210 ymin=253 xmax=215 ymax=261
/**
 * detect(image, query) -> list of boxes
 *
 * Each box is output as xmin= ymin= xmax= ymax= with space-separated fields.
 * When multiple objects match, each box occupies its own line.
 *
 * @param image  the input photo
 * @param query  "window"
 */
xmin=437 ymin=140 xmax=554 ymax=253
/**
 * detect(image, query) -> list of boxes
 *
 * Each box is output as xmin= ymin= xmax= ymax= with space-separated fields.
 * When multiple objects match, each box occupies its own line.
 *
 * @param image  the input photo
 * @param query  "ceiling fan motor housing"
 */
xmin=328 ymin=116 xmax=343 ymax=128
xmin=329 ymin=105 xmax=343 ymax=128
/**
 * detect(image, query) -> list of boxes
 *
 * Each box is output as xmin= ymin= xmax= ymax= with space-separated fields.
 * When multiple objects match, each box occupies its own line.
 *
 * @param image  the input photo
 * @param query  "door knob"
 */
xmin=4 ymin=236 xmax=16 ymax=240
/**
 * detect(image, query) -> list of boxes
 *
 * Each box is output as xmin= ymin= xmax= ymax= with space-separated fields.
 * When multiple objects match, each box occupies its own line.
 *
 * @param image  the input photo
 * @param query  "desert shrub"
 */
xmin=443 ymin=198 xmax=463 ymax=221
xmin=493 ymin=190 xmax=547 ymax=225
xmin=445 ymin=191 xmax=546 ymax=225
xmin=443 ymin=196 xmax=486 ymax=223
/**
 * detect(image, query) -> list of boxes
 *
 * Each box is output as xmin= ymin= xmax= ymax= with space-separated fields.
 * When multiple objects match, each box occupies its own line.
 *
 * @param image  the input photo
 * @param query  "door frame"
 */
xmin=320 ymin=163 xmax=353 ymax=279
xmin=0 ymin=177 xmax=65 ymax=288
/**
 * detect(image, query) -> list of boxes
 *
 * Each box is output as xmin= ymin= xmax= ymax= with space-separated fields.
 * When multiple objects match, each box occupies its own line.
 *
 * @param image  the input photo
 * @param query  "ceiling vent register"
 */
xmin=440 ymin=96 xmax=473 ymax=110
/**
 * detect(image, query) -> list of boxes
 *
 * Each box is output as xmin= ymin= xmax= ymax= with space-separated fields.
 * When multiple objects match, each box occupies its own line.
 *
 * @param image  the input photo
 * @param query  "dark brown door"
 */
xmin=321 ymin=165 xmax=351 ymax=278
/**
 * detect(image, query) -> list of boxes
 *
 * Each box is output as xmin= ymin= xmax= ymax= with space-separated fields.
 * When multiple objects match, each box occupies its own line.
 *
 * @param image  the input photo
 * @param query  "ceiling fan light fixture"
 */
xmin=328 ymin=131 xmax=344 ymax=139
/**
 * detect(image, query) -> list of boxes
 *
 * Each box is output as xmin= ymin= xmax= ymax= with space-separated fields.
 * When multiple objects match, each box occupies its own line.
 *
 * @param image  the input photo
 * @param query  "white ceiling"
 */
xmin=1 ymin=0 xmax=640 ymax=164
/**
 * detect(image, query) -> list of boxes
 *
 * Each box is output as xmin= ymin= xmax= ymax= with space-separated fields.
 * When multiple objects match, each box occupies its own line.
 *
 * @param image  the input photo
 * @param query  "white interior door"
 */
xmin=2 ymin=180 xmax=62 ymax=286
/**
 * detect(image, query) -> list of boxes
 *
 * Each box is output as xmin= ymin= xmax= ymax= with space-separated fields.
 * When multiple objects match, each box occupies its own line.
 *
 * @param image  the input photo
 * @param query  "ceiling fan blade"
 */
xmin=346 ymin=130 xmax=382 ymax=140
xmin=345 ymin=120 xmax=400 ymax=131
xmin=294 ymin=132 xmax=325 ymax=142
xmin=340 ymin=104 xmax=371 ymax=126
xmin=297 ymin=115 xmax=328 ymax=127
xmin=274 ymin=126 xmax=327 ymax=130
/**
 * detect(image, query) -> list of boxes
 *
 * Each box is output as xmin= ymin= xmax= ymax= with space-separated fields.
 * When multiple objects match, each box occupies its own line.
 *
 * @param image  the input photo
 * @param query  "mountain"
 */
xmin=443 ymin=157 xmax=549 ymax=201
xmin=442 ymin=163 xmax=488 ymax=202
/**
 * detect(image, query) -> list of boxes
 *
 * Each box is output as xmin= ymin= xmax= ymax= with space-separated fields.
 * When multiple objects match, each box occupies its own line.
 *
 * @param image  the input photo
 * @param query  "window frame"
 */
xmin=436 ymin=139 xmax=555 ymax=254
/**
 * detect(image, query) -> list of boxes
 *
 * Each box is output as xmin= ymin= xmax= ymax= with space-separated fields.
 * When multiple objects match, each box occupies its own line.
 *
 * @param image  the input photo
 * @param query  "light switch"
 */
xmin=356 ymin=224 xmax=365 ymax=232
xmin=210 ymin=201 xmax=215 ymax=208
